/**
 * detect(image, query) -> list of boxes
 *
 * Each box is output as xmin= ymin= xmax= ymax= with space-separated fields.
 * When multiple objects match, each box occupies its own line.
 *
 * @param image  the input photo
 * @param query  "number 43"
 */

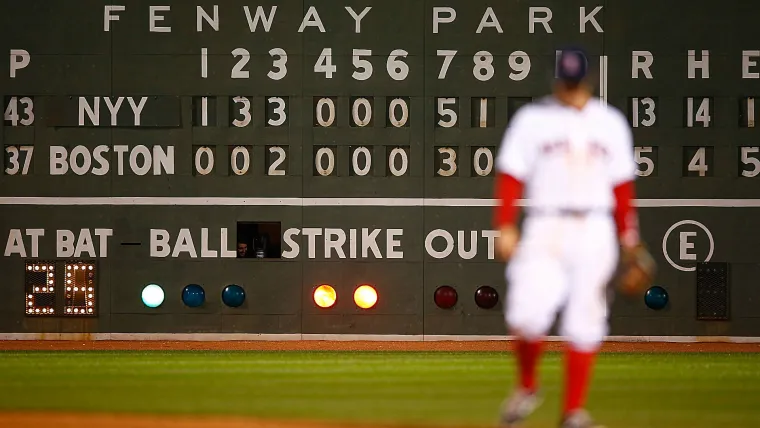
xmin=3 ymin=97 xmax=34 ymax=126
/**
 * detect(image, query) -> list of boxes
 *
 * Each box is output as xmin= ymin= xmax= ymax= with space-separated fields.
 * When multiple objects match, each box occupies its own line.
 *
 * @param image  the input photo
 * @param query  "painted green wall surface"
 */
xmin=1 ymin=0 xmax=759 ymax=336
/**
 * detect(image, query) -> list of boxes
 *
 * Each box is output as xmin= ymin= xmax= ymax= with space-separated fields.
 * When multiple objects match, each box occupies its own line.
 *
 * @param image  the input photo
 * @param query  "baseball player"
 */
xmin=493 ymin=48 xmax=642 ymax=428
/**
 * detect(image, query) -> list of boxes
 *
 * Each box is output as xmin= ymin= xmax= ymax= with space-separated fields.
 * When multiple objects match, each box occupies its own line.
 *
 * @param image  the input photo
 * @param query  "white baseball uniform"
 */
xmin=496 ymin=96 xmax=636 ymax=351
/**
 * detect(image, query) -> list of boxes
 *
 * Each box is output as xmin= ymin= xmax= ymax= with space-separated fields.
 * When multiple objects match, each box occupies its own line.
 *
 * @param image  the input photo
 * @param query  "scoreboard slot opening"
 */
xmin=236 ymin=222 xmax=282 ymax=259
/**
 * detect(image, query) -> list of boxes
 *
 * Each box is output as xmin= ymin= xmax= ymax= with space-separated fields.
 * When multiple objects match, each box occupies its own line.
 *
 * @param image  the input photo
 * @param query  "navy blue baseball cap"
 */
xmin=556 ymin=48 xmax=589 ymax=83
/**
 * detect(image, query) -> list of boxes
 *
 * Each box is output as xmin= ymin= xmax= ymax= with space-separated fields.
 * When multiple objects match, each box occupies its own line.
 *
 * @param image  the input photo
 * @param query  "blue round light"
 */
xmin=222 ymin=284 xmax=245 ymax=308
xmin=182 ymin=284 xmax=205 ymax=308
xmin=645 ymin=286 xmax=669 ymax=310
xmin=141 ymin=284 xmax=165 ymax=308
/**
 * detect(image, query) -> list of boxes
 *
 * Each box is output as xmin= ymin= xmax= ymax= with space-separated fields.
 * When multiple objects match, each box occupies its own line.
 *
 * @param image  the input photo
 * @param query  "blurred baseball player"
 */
xmin=493 ymin=48 xmax=648 ymax=428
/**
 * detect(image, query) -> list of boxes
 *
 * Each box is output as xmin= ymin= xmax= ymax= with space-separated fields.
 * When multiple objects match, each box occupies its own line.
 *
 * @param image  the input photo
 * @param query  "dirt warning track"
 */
xmin=0 ymin=412 xmax=481 ymax=428
xmin=1 ymin=340 xmax=758 ymax=352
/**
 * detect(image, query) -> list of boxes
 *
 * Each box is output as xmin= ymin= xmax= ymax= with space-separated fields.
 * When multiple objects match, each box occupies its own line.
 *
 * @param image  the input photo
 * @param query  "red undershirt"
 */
xmin=493 ymin=172 xmax=639 ymax=246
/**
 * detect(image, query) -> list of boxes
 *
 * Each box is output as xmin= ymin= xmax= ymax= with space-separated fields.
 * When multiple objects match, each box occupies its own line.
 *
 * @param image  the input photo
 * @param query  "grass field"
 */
xmin=0 ymin=350 xmax=759 ymax=428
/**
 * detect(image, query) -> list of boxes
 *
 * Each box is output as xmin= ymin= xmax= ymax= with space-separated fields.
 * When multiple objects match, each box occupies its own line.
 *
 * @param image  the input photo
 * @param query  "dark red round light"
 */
xmin=474 ymin=286 xmax=499 ymax=309
xmin=434 ymin=285 xmax=458 ymax=309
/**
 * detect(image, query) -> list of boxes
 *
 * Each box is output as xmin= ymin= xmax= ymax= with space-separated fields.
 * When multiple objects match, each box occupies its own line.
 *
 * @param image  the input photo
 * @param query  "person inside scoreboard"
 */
xmin=236 ymin=242 xmax=250 ymax=258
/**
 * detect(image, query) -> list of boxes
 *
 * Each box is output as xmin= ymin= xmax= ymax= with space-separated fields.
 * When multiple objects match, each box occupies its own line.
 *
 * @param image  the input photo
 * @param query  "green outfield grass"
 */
xmin=0 ymin=351 xmax=758 ymax=427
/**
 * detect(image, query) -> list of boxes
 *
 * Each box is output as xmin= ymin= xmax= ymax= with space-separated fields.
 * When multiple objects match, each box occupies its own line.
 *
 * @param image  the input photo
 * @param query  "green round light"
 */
xmin=141 ymin=283 xmax=165 ymax=308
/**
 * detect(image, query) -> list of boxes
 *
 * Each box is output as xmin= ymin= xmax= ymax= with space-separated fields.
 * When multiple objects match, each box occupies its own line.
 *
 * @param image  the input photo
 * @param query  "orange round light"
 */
xmin=313 ymin=285 xmax=337 ymax=308
xmin=353 ymin=285 xmax=377 ymax=309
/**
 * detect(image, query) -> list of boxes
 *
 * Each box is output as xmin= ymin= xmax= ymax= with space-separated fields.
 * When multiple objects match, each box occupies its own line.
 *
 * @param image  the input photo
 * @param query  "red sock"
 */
xmin=515 ymin=339 xmax=543 ymax=393
xmin=564 ymin=347 xmax=596 ymax=414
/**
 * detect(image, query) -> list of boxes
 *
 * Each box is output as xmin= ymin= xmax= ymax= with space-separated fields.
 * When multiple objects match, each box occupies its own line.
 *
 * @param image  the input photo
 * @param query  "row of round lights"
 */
xmin=434 ymin=285 xmax=500 ymax=309
xmin=26 ymin=305 xmax=92 ymax=315
xmin=28 ymin=265 xmax=94 ymax=271
xmin=436 ymin=285 xmax=668 ymax=310
xmin=140 ymin=283 xmax=497 ymax=310
xmin=26 ymin=307 xmax=54 ymax=314
xmin=66 ymin=307 xmax=94 ymax=314
xmin=313 ymin=285 xmax=498 ymax=310
xmin=313 ymin=285 xmax=378 ymax=309
xmin=141 ymin=283 xmax=246 ymax=308
xmin=26 ymin=264 xmax=93 ymax=270
xmin=67 ymin=265 xmax=94 ymax=270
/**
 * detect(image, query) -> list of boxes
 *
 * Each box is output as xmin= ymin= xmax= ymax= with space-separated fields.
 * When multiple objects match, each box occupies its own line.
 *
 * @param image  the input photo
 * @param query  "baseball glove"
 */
xmin=614 ymin=243 xmax=657 ymax=297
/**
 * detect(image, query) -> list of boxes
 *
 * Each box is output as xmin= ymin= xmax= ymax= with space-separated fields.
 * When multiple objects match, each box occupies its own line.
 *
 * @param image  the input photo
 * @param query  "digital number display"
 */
xmin=64 ymin=262 xmax=97 ymax=316
xmin=24 ymin=262 xmax=55 ymax=316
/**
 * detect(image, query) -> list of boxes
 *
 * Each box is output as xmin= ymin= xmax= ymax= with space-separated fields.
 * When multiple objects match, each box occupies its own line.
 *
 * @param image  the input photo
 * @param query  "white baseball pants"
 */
xmin=505 ymin=214 xmax=619 ymax=351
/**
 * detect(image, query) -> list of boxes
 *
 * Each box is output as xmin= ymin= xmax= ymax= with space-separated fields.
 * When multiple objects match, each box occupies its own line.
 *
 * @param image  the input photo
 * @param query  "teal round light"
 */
xmin=182 ymin=284 xmax=205 ymax=308
xmin=222 ymin=284 xmax=246 ymax=308
xmin=141 ymin=283 xmax=165 ymax=308
xmin=644 ymin=285 xmax=669 ymax=310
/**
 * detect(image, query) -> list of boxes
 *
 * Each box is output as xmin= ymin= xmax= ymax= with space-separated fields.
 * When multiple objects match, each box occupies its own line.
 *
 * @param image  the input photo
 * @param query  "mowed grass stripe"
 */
xmin=0 ymin=351 xmax=758 ymax=428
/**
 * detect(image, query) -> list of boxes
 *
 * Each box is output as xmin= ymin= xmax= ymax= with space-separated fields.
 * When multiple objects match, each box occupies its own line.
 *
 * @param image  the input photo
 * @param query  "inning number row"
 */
xmin=204 ymin=48 xmax=531 ymax=82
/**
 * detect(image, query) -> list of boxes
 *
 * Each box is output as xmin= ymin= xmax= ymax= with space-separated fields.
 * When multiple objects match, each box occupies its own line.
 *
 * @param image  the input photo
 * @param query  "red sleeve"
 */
xmin=493 ymin=172 xmax=524 ymax=228
xmin=613 ymin=180 xmax=640 ymax=247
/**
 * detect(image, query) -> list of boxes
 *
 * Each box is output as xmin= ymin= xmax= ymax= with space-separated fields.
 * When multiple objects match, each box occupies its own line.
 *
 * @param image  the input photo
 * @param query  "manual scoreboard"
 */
xmin=2 ymin=0 xmax=760 ymax=337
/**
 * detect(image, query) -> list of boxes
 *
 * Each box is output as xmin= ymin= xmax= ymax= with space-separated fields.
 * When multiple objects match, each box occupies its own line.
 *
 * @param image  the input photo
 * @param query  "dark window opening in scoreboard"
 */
xmin=25 ymin=262 xmax=56 ymax=316
xmin=64 ymin=262 xmax=96 ymax=316
xmin=507 ymin=97 xmax=533 ymax=123
xmin=236 ymin=222 xmax=282 ymax=259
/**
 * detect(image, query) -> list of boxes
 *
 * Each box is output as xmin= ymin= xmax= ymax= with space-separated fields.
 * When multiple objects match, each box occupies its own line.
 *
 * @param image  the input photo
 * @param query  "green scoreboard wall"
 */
xmin=1 ymin=0 xmax=759 ymax=337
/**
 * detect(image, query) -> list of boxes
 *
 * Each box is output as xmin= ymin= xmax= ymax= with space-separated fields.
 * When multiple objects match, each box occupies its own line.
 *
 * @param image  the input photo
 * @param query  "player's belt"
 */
xmin=527 ymin=208 xmax=611 ymax=217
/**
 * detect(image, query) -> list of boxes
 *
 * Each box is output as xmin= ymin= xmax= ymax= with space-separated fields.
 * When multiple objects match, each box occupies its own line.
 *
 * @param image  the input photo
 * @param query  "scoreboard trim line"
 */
xmin=1 ymin=197 xmax=760 ymax=208
xmin=0 ymin=333 xmax=758 ymax=343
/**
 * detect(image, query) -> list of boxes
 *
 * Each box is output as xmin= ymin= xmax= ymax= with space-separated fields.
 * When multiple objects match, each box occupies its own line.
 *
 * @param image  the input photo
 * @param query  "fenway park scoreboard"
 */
xmin=2 ymin=0 xmax=760 ymax=337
